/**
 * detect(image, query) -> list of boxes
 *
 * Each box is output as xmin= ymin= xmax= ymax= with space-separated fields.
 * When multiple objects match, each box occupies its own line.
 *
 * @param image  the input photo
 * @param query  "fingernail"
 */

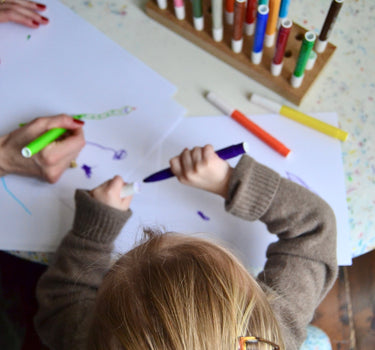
xmin=41 ymin=16 xmax=49 ymax=22
xmin=37 ymin=3 xmax=47 ymax=10
xmin=32 ymin=20 xmax=40 ymax=27
xmin=73 ymin=119 xmax=85 ymax=125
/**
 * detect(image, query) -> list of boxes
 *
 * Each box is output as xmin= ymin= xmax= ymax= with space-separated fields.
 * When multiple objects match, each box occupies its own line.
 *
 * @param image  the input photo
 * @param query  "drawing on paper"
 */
xmin=285 ymin=171 xmax=316 ymax=193
xmin=78 ymin=106 xmax=135 ymax=120
xmin=1 ymin=178 xmax=31 ymax=215
xmin=197 ymin=210 xmax=210 ymax=221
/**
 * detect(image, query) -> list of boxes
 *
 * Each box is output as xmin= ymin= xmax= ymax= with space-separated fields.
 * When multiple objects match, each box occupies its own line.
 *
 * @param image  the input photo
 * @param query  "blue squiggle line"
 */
xmin=1 ymin=177 xmax=31 ymax=215
xmin=86 ymin=141 xmax=127 ymax=160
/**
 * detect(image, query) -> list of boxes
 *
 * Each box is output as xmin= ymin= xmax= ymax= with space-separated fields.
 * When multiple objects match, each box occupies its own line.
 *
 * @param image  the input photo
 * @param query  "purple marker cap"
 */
xmin=143 ymin=142 xmax=249 ymax=183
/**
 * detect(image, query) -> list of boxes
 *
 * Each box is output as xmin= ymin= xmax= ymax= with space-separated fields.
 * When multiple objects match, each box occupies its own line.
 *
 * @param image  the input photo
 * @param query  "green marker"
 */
xmin=21 ymin=115 xmax=82 ymax=158
xmin=291 ymin=31 xmax=316 ymax=88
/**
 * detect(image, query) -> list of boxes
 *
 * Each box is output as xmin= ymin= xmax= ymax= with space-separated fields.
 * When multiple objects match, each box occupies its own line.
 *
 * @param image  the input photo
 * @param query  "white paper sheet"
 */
xmin=128 ymin=114 xmax=352 ymax=269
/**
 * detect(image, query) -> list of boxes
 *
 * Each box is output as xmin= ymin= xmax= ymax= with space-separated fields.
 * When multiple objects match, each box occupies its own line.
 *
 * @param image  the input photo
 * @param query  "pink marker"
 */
xmin=174 ymin=0 xmax=185 ymax=20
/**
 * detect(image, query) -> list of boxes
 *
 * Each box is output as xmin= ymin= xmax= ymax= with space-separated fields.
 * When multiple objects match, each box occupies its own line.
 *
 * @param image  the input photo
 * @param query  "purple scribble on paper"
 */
xmin=285 ymin=171 xmax=315 ymax=193
xmin=197 ymin=210 xmax=210 ymax=221
xmin=86 ymin=141 xmax=127 ymax=160
xmin=82 ymin=164 xmax=93 ymax=178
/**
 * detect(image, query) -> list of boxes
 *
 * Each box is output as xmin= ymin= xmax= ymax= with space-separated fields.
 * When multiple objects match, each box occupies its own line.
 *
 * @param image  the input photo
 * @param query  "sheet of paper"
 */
xmin=0 ymin=0 xmax=186 ymax=250
xmin=130 ymin=114 xmax=351 ymax=269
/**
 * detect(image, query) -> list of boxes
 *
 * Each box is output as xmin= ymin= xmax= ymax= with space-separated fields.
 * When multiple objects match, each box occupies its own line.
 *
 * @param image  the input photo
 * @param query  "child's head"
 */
xmin=88 ymin=231 xmax=284 ymax=350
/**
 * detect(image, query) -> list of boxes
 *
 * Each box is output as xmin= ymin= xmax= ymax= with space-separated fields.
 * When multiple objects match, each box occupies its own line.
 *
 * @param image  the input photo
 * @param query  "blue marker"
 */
xmin=278 ymin=0 xmax=291 ymax=28
xmin=143 ymin=142 xmax=249 ymax=183
xmin=252 ymin=5 xmax=269 ymax=65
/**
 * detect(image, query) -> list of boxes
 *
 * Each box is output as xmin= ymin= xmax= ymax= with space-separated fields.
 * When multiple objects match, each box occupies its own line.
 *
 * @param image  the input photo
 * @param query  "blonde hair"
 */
xmin=87 ymin=231 xmax=285 ymax=350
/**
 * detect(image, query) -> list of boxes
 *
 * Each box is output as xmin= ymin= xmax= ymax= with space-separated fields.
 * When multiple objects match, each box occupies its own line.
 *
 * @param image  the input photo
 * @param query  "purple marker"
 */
xmin=143 ymin=142 xmax=249 ymax=183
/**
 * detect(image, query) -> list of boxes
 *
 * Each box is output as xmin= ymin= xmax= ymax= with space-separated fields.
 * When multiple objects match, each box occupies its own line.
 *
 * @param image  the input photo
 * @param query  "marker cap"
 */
xmin=250 ymin=93 xmax=282 ymax=114
xmin=264 ymin=33 xmax=275 ymax=48
xmin=120 ymin=182 xmax=141 ymax=198
xmin=174 ymin=6 xmax=185 ymax=20
xmin=271 ymin=62 xmax=283 ymax=76
xmin=193 ymin=16 xmax=204 ymax=31
xmin=315 ymin=38 xmax=327 ymax=53
xmin=291 ymin=74 xmax=304 ymax=88
xmin=156 ymin=0 xmax=167 ymax=9
xmin=225 ymin=11 xmax=234 ymax=25
xmin=251 ymin=51 xmax=263 ymax=65
xmin=245 ymin=22 xmax=255 ymax=36
xmin=21 ymin=147 xmax=32 ymax=158
xmin=206 ymin=91 xmax=234 ymax=116
xmin=231 ymin=38 xmax=243 ymax=53
xmin=212 ymin=27 xmax=223 ymax=42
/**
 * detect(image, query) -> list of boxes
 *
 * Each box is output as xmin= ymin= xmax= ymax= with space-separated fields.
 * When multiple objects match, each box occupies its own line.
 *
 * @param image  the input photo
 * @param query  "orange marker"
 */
xmin=265 ymin=0 xmax=281 ymax=47
xmin=206 ymin=92 xmax=291 ymax=157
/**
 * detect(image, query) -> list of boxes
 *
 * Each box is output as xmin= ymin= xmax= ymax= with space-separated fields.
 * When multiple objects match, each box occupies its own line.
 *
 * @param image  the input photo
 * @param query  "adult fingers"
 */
xmin=0 ymin=2 xmax=48 ymax=26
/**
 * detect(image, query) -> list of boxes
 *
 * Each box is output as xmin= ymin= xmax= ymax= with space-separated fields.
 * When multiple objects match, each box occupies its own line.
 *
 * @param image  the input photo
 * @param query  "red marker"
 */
xmin=206 ymin=92 xmax=291 ymax=157
xmin=245 ymin=0 xmax=258 ymax=36
xmin=271 ymin=18 xmax=292 ymax=76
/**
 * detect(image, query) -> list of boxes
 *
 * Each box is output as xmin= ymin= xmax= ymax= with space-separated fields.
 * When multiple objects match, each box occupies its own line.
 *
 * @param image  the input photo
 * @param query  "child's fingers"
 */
xmin=202 ymin=144 xmax=215 ymax=160
xmin=191 ymin=147 xmax=203 ymax=170
xmin=180 ymin=148 xmax=194 ymax=176
xmin=169 ymin=155 xmax=182 ymax=176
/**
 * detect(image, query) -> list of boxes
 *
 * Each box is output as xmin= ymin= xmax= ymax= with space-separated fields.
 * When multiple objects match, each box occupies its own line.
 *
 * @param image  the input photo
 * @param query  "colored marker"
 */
xmin=232 ymin=0 xmax=246 ymax=52
xmin=156 ymin=0 xmax=167 ymax=10
xmin=143 ymin=142 xmax=250 ymax=183
xmin=21 ymin=117 xmax=84 ymax=158
xmin=225 ymin=0 xmax=235 ymax=24
xmin=250 ymin=93 xmax=349 ymax=141
xmin=291 ymin=31 xmax=316 ymax=88
xmin=265 ymin=0 xmax=281 ymax=47
xmin=277 ymin=0 xmax=290 ymax=28
xmin=316 ymin=0 xmax=344 ymax=53
xmin=305 ymin=50 xmax=317 ymax=70
xmin=121 ymin=182 xmax=141 ymax=197
xmin=244 ymin=0 xmax=257 ymax=36
xmin=206 ymin=92 xmax=291 ymax=157
xmin=258 ymin=0 xmax=268 ymax=4
xmin=173 ymin=0 xmax=185 ymax=20
xmin=192 ymin=0 xmax=204 ymax=30
xmin=271 ymin=17 xmax=292 ymax=76
xmin=211 ymin=0 xmax=223 ymax=41
xmin=252 ymin=5 xmax=269 ymax=64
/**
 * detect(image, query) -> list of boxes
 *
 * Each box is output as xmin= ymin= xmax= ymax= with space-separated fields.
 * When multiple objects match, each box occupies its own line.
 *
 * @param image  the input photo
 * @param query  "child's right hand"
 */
xmin=170 ymin=144 xmax=233 ymax=198
xmin=89 ymin=175 xmax=132 ymax=211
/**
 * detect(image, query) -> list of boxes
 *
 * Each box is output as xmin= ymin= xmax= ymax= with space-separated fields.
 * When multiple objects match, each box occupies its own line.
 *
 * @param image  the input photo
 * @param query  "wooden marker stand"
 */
xmin=145 ymin=0 xmax=336 ymax=105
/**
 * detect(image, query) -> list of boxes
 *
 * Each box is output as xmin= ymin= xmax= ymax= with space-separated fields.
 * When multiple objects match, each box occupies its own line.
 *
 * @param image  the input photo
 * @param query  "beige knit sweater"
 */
xmin=34 ymin=155 xmax=338 ymax=350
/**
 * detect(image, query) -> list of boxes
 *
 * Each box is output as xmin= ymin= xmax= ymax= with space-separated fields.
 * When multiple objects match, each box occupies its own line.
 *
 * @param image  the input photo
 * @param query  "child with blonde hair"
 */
xmin=34 ymin=145 xmax=338 ymax=350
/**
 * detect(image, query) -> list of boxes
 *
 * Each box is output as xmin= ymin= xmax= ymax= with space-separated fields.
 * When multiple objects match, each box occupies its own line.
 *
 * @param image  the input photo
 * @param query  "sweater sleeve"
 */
xmin=225 ymin=155 xmax=338 ymax=350
xmin=34 ymin=189 xmax=132 ymax=350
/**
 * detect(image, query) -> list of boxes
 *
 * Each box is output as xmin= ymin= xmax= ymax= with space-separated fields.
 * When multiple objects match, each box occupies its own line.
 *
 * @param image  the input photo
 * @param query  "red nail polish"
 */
xmin=37 ymin=3 xmax=46 ymax=10
xmin=73 ymin=119 xmax=85 ymax=125
xmin=32 ymin=20 xmax=40 ymax=27
xmin=41 ymin=16 xmax=49 ymax=22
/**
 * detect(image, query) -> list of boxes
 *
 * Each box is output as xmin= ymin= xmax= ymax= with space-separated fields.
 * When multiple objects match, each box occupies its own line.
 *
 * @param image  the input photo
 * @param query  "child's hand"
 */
xmin=170 ymin=144 xmax=233 ymax=198
xmin=89 ymin=175 xmax=133 ymax=211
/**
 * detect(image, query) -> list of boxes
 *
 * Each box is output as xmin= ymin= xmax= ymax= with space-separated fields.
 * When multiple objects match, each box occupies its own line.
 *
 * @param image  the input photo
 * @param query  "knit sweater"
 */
xmin=34 ymin=155 xmax=338 ymax=350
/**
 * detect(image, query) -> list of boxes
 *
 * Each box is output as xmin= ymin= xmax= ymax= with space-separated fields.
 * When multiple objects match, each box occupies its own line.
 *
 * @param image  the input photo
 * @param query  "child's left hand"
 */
xmin=89 ymin=175 xmax=132 ymax=211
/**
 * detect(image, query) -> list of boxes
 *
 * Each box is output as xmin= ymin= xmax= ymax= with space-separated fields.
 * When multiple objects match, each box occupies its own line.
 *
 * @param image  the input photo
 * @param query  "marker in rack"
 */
xmin=225 ymin=0 xmax=235 ymax=24
xmin=291 ymin=31 xmax=316 ymax=88
xmin=265 ymin=0 xmax=281 ymax=47
xmin=277 ymin=0 xmax=290 ymax=28
xmin=252 ymin=4 xmax=269 ymax=64
xmin=143 ymin=142 xmax=250 ymax=182
xmin=173 ymin=0 xmax=185 ymax=20
xmin=211 ymin=0 xmax=223 ymax=41
xmin=271 ymin=17 xmax=292 ymax=76
xmin=244 ymin=0 xmax=257 ymax=36
xmin=192 ymin=0 xmax=204 ymax=31
xmin=250 ymin=93 xmax=349 ymax=141
xmin=315 ymin=0 xmax=344 ymax=53
xmin=206 ymin=92 xmax=291 ymax=157
xmin=232 ymin=0 xmax=246 ymax=53
xmin=156 ymin=0 xmax=167 ymax=9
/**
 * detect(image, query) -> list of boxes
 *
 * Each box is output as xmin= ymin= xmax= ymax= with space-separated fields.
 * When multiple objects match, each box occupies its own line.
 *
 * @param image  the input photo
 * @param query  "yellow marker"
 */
xmin=250 ymin=93 xmax=349 ymax=141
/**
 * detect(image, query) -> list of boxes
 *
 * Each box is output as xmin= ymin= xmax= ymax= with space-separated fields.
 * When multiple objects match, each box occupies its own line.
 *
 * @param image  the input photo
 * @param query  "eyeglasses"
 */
xmin=238 ymin=336 xmax=280 ymax=350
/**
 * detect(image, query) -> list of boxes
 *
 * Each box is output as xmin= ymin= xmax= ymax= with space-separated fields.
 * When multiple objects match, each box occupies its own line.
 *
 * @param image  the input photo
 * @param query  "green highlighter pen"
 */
xmin=21 ymin=115 xmax=83 ymax=158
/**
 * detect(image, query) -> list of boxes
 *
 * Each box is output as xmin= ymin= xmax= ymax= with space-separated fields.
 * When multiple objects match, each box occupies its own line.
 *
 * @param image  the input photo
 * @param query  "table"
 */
xmin=10 ymin=0 xmax=375 ymax=263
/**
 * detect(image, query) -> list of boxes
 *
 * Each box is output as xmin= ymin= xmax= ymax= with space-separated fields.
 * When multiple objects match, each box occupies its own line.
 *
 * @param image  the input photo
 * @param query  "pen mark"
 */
xmin=27 ymin=34 xmax=31 ymax=40
xmin=81 ymin=164 xmax=93 ymax=178
xmin=86 ymin=141 xmax=127 ymax=160
xmin=79 ymin=106 xmax=135 ymax=120
xmin=197 ymin=210 xmax=210 ymax=221
xmin=285 ymin=171 xmax=316 ymax=193
xmin=1 ymin=178 xmax=31 ymax=215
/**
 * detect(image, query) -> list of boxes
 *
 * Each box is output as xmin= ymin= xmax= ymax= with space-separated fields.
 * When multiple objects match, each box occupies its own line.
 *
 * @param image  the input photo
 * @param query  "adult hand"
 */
xmin=90 ymin=175 xmax=133 ymax=211
xmin=170 ymin=144 xmax=233 ymax=198
xmin=0 ymin=0 xmax=48 ymax=28
xmin=0 ymin=114 xmax=85 ymax=183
